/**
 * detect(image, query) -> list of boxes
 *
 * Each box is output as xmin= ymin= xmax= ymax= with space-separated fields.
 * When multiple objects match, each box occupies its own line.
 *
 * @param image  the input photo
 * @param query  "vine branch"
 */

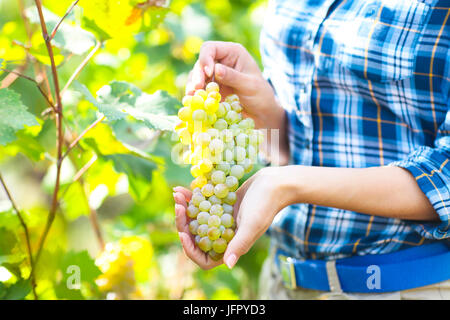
xmin=0 ymin=173 xmax=37 ymax=300
xmin=31 ymin=0 xmax=65 ymax=282
xmin=0 ymin=67 xmax=56 ymax=112
xmin=61 ymin=40 xmax=102 ymax=96
xmin=50 ymin=0 xmax=80 ymax=40
xmin=62 ymin=115 xmax=105 ymax=159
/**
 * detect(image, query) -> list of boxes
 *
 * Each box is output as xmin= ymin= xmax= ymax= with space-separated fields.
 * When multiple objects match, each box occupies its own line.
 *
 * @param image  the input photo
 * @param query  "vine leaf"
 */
xmin=54 ymin=250 xmax=101 ymax=299
xmin=74 ymin=81 xmax=180 ymax=131
xmin=25 ymin=6 xmax=96 ymax=55
xmin=0 ymin=88 xmax=39 ymax=146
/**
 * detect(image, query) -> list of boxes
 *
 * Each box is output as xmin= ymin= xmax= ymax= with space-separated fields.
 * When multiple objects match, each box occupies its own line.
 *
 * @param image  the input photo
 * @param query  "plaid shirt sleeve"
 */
xmin=390 ymin=49 xmax=450 ymax=240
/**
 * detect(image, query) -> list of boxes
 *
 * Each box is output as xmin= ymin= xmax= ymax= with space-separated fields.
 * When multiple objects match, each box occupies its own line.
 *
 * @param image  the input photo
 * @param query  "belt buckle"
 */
xmin=278 ymin=254 xmax=297 ymax=289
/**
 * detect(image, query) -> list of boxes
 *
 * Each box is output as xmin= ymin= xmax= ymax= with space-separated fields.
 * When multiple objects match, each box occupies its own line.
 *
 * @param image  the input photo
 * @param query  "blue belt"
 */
xmin=275 ymin=241 xmax=450 ymax=293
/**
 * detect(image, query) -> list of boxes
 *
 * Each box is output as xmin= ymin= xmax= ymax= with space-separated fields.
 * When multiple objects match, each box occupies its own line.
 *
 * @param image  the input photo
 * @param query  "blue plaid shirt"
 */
xmin=261 ymin=0 xmax=450 ymax=260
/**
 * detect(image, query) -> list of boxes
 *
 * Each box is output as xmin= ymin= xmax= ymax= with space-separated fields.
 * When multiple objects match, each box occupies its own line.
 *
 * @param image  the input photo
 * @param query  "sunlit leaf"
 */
xmin=0 ymin=278 xmax=31 ymax=300
xmin=104 ymin=153 xmax=156 ymax=201
xmin=0 ymin=89 xmax=38 ymax=146
xmin=61 ymin=182 xmax=90 ymax=221
xmin=75 ymin=81 xmax=180 ymax=131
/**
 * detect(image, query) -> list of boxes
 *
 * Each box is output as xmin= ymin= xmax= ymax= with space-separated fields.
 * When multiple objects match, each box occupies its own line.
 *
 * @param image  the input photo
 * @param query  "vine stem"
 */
xmin=0 ymin=67 xmax=57 ymax=112
xmin=0 ymin=173 xmax=37 ymax=299
xmin=61 ymin=40 xmax=102 ymax=96
xmin=62 ymin=116 xmax=105 ymax=159
xmin=31 ymin=0 xmax=65 ymax=288
xmin=50 ymin=0 xmax=80 ymax=40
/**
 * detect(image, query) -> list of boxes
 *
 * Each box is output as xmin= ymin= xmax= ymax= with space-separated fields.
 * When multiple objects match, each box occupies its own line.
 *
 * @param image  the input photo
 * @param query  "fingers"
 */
xmin=186 ymin=61 xmax=205 ymax=95
xmin=214 ymin=63 xmax=253 ymax=92
xmin=223 ymin=219 xmax=256 ymax=269
xmin=179 ymin=231 xmax=222 ymax=270
xmin=173 ymin=186 xmax=192 ymax=202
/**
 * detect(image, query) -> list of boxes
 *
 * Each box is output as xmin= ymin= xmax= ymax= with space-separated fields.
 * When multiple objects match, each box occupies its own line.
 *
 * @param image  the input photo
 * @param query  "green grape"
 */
xmin=192 ymin=109 xmax=207 ymax=121
xmin=225 ymin=110 xmax=239 ymax=124
xmin=221 ymin=214 xmax=234 ymax=228
xmin=197 ymin=211 xmax=210 ymax=225
xmin=209 ymin=138 xmax=224 ymax=154
xmin=214 ymin=184 xmax=229 ymax=198
xmin=214 ymin=119 xmax=228 ymax=130
xmin=229 ymin=123 xmax=241 ymax=136
xmin=223 ymin=149 xmax=234 ymax=163
xmin=209 ymin=195 xmax=222 ymax=205
xmin=187 ymin=204 xmax=200 ymax=219
xmin=222 ymin=228 xmax=235 ymax=242
xmin=199 ymin=200 xmax=212 ymax=212
xmin=216 ymin=163 xmax=231 ymax=175
xmin=225 ymin=176 xmax=239 ymax=191
xmin=222 ymin=203 xmax=233 ymax=215
xmin=222 ymin=102 xmax=231 ymax=113
xmin=248 ymin=131 xmax=259 ymax=145
xmin=178 ymin=107 xmax=192 ymax=122
xmin=195 ymin=235 xmax=201 ymax=244
xmin=192 ymin=193 xmax=205 ymax=206
xmin=211 ymin=170 xmax=226 ymax=185
xmin=236 ymin=133 xmax=248 ymax=147
xmin=198 ymin=237 xmax=213 ymax=252
xmin=208 ymin=215 xmax=221 ymax=228
xmin=230 ymin=164 xmax=245 ymax=180
xmin=212 ymin=238 xmax=227 ymax=253
xmin=221 ymin=129 xmax=233 ymax=142
xmin=206 ymin=81 xmax=220 ymax=93
xmin=193 ymin=187 xmax=201 ymax=194
xmin=216 ymin=103 xmax=226 ymax=118
xmin=189 ymin=220 xmax=199 ymax=235
xmin=201 ymin=184 xmax=214 ymax=197
xmin=197 ymin=224 xmax=209 ymax=237
xmin=219 ymin=225 xmax=226 ymax=234
xmin=195 ymin=132 xmax=211 ymax=146
xmin=225 ymin=139 xmax=235 ymax=149
xmin=210 ymin=204 xmax=224 ymax=216
xmin=207 ymin=128 xmax=220 ymax=140
xmin=234 ymin=146 xmax=246 ymax=162
xmin=247 ymin=145 xmax=257 ymax=161
xmin=207 ymin=227 xmax=221 ymax=240
xmin=208 ymin=250 xmax=223 ymax=261
xmin=223 ymin=192 xmax=236 ymax=205
xmin=231 ymin=101 xmax=242 ymax=112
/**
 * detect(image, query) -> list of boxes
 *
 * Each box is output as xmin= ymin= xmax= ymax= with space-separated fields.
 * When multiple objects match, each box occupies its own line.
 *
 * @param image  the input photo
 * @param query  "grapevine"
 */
xmin=175 ymin=81 xmax=263 ymax=260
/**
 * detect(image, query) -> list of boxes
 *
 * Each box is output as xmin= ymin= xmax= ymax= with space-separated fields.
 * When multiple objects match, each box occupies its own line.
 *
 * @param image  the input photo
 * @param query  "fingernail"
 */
xmin=225 ymin=254 xmax=237 ymax=269
xmin=204 ymin=66 xmax=211 ymax=77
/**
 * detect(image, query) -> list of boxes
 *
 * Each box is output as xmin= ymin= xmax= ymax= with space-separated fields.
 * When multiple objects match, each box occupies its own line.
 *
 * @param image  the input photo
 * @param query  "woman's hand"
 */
xmin=173 ymin=186 xmax=223 ymax=270
xmin=186 ymin=41 xmax=282 ymax=130
xmin=173 ymin=167 xmax=292 ymax=269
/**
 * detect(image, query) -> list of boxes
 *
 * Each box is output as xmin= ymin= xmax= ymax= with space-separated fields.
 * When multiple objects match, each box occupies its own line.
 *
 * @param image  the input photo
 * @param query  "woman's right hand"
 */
xmin=186 ymin=41 xmax=282 ymax=130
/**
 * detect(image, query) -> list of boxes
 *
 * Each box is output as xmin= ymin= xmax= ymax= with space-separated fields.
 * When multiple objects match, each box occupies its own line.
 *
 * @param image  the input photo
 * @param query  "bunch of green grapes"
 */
xmin=175 ymin=82 xmax=263 ymax=261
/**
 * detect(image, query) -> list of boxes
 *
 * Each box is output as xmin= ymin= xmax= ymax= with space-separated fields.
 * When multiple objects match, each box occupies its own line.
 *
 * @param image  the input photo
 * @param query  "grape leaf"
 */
xmin=104 ymin=153 xmax=156 ymax=201
xmin=59 ymin=250 xmax=101 ymax=283
xmin=0 ymin=278 xmax=31 ymax=300
xmin=74 ymin=81 xmax=180 ymax=131
xmin=25 ymin=6 xmax=96 ymax=55
xmin=61 ymin=182 xmax=90 ymax=221
xmin=0 ymin=89 xmax=39 ymax=146
xmin=0 ymin=228 xmax=17 ymax=256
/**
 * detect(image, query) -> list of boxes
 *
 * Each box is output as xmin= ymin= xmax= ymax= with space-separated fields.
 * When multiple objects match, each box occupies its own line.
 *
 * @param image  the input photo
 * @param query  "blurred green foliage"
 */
xmin=0 ymin=0 xmax=269 ymax=300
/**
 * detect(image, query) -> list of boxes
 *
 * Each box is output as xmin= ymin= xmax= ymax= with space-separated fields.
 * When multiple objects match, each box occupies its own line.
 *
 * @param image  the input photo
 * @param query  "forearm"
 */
xmin=258 ymin=100 xmax=290 ymax=166
xmin=279 ymin=165 xmax=438 ymax=221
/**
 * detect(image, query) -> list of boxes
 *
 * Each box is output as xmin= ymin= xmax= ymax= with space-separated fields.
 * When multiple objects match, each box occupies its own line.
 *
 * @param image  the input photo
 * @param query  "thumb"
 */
xmin=214 ymin=63 xmax=252 ymax=92
xmin=223 ymin=220 xmax=255 ymax=269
